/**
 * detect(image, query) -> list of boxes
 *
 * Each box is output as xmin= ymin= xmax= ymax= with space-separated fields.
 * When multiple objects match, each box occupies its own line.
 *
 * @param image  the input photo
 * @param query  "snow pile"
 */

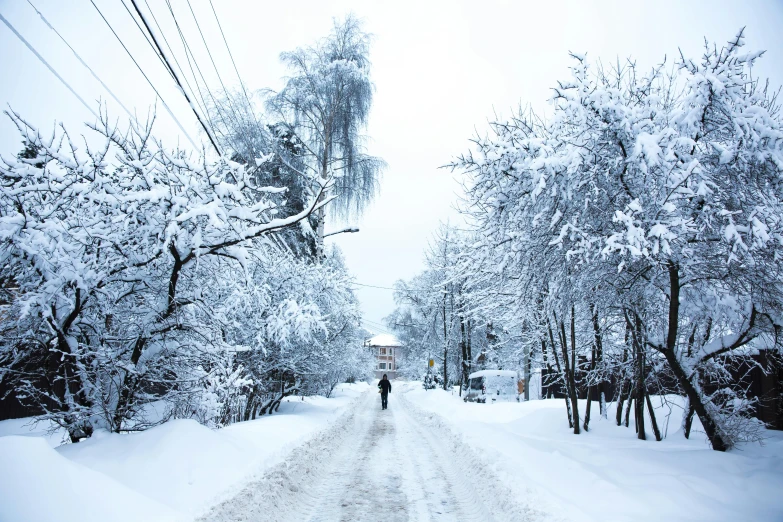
xmin=0 ymin=417 xmax=69 ymax=447
xmin=0 ymin=383 xmax=368 ymax=521
xmin=401 ymin=383 xmax=783 ymax=522
xmin=0 ymin=436 xmax=181 ymax=522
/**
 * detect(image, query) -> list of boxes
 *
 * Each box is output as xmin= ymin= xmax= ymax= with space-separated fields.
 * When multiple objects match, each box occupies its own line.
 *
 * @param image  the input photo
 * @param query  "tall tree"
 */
xmin=266 ymin=15 xmax=385 ymax=258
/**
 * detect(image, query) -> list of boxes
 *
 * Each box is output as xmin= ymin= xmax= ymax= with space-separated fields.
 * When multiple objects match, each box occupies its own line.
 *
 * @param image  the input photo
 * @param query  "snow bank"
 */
xmin=0 ymin=383 xmax=369 ymax=521
xmin=0 ymin=416 xmax=69 ymax=447
xmin=0 ymin=436 xmax=181 ymax=522
xmin=401 ymin=383 xmax=783 ymax=522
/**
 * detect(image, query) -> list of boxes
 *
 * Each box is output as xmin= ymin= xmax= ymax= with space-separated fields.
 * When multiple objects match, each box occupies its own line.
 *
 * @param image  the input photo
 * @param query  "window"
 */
xmin=379 ymin=347 xmax=386 ymax=355
xmin=389 ymin=348 xmax=394 ymax=356
xmin=378 ymin=362 xmax=386 ymax=370
xmin=388 ymin=362 xmax=393 ymax=371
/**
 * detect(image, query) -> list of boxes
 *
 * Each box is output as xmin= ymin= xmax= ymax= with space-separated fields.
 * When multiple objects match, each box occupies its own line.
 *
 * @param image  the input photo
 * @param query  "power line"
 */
xmin=118 ymin=0 xmax=174 ymax=82
xmin=351 ymin=282 xmax=426 ymax=294
xmin=185 ymin=0 xmax=240 ymax=117
xmin=89 ymin=0 xmax=199 ymax=150
xmin=184 ymin=0 xmax=250 ymax=153
xmin=363 ymin=318 xmax=400 ymax=334
xmin=163 ymin=0 xmax=230 ymax=149
xmin=129 ymin=0 xmax=221 ymax=155
xmin=361 ymin=319 xmax=396 ymax=336
xmin=140 ymin=0 xmax=217 ymax=143
xmin=141 ymin=0 xmax=204 ymax=116
xmin=351 ymin=282 xmax=398 ymax=291
xmin=0 ymin=10 xmax=98 ymax=119
xmin=207 ymin=0 xmax=264 ymax=137
xmin=25 ymin=0 xmax=139 ymax=126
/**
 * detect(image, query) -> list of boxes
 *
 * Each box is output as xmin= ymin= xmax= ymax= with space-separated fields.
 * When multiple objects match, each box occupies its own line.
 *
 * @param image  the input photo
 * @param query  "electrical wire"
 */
xmin=118 ymin=0 xmax=174 ymax=82
xmin=351 ymin=282 xmax=398 ymax=291
xmin=25 ymin=0 xmax=139 ymax=127
xmin=361 ymin=319 xmax=396 ymax=336
xmin=207 ymin=0 xmax=264 ymax=137
xmin=162 ymin=0 xmax=213 ymax=133
xmin=129 ymin=0 xmax=221 ymax=155
xmin=0 ymin=10 xmax=98 ymax=119
xmin=184 ymin=0 xmax=246 ymax=140
xmin=363 ymin=318 xmax=402 ymax=336
xmin=351 ymin=282 xmax=426 ymax=294
xmin=89 ymin=0 xmax=199 ymax=150
xmin=164 ymin=0 xmax=232 ymax=150
xmin=141 ymin=0 xmax=209 ymax=127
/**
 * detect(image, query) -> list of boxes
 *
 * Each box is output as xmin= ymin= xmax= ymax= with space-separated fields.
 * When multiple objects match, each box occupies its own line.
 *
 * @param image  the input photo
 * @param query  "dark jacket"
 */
xmin=378 ymin=379 xmax=392 ymax=394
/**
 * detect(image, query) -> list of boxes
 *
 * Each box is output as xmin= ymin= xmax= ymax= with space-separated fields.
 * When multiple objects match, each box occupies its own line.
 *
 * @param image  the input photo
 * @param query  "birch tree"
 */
xmin=266 ymin=15 xmax=385 ymax=258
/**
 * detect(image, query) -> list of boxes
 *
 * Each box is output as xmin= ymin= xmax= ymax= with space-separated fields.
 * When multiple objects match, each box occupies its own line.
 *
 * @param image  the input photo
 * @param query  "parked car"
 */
xmin=463 ymin=370 xmax=524 ymax=403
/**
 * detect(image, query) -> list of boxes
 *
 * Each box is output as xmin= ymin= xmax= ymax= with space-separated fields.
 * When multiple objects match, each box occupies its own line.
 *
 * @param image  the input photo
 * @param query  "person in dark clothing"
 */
xmin=378 ymin=374 xmax=392 ymax=410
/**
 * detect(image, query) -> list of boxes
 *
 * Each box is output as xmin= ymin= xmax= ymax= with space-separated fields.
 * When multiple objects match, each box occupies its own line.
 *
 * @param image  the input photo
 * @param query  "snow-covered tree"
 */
xmin=0 ymin=107 xmax=370 ymax=441
xmin=450 ymin=30 xmax=783 ymax=450
xmin=266 ymin=15 xmax=385 ymax=258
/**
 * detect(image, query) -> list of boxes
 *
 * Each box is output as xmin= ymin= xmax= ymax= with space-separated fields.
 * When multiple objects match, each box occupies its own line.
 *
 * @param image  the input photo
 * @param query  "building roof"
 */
xmin=366 ymin=333 xmax=402 ymax=347
xmin=469 ymin=369 xmax=519 ymax=379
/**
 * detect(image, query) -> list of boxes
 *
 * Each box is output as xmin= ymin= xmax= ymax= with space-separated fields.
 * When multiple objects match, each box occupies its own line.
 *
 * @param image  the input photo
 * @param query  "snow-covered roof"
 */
xmin=469 ymin=370 xmax=519 ymax=379
xmin=366 ymin=334 xmax=402 ymax=347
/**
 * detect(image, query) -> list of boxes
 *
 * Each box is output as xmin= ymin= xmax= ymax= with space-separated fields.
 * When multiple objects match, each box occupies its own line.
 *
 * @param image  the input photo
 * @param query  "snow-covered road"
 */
xmin=198 ymin=388 xmax=539 ymax=522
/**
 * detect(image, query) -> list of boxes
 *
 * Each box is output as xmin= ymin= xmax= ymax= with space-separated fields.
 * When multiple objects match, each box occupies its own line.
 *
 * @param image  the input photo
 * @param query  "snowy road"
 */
xmin=198 ymin=388 xmax=539 ymax=522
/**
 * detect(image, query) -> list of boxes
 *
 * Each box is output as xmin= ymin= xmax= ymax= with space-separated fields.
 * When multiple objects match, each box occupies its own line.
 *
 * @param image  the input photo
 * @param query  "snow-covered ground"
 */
xmin=199 ymin=384 xmax=537 ymax=521
xmin=399 ymin=382 xmax=783 ymax=522
xmin=2 ymin=381 xmax=781 ymax=522
xmin=0 ymin=383 xmax=369 ymax=522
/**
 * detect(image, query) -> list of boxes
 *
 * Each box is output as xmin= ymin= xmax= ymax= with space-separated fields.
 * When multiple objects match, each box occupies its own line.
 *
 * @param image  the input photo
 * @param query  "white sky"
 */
xmin=1 ymin=0 xmax=782 ymax=333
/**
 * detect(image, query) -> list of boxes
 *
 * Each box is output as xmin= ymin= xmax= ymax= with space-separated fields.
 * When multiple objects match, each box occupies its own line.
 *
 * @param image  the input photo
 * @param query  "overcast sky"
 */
xmin=2 ymin=0 xmax=782 ymax=334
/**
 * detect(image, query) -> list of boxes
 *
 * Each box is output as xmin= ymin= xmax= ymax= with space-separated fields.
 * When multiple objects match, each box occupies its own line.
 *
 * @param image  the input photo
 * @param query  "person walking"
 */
xmin=378 ymin=374 xmax=392 ymax=410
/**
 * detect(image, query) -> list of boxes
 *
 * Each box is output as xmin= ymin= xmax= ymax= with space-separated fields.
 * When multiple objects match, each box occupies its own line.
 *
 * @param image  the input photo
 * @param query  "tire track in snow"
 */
xmin=196 ymin=391 xmax=377 ymax=522
xmin=304 ymin=392 xmax=408 ymax=522
xmin=396 ymin=393 xmax=545 ymax=522
xmin=198 ymin=388 xmax=542 ymax=522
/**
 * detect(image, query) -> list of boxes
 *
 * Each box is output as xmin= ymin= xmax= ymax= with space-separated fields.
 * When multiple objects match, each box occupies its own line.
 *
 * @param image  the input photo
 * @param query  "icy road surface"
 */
xmin=198 ymin=388 xmax=540 ymax=522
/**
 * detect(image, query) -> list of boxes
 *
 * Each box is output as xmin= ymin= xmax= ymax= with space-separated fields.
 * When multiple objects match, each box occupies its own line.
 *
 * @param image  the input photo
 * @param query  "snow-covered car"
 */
xmin=463 ymin=370 xmax=523 ymax=403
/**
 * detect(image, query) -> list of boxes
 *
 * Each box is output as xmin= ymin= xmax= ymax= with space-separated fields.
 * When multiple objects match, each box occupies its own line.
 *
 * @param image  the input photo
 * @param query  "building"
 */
xmin=366 ymin=334 xmax=402 ymax=380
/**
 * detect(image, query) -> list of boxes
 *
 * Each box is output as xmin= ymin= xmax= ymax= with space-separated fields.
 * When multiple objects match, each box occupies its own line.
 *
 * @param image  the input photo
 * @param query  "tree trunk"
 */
xmin=524 ymin=347 xmax=531 ymax=401
xmin=444 ymin=290 xmax=451 ymax=391
xmin=591 ymin=304 xmax=607 ymax=419
xmin=460 ymin=316 xmax=468 ymax=396
xmin=556 ymin=310 xmax=580 ymax=435
xmin=568 ymin=308 xmax=581 ymax=434
xmin=683 ymin=400 xmax=696 ymax=439
xmin=584 ymin=344 xmax=595 ymax=432
xmin=645 ymin=390 xmax=662 ymax=441
xmin=315 ymin=205 xmax=325 ymax=259
xmin=663 ymin=262 xmax=729 ymax=451
xmin=665 ymin=350 xmax=728 ymax=450
xmin=547 ymin=320 xmax=572 ymax=427
xmin=112 ymin=336 xmax=147 ymax=432
xmin=616 ymin=378 xmax=628 ymax=426
xmin=46 ymin=289 xmax=93 ymax=440
xmin=624 ymin=384 xmax=634 ymax=428
xmin=315 ymin=136 xmax=330 ymax=260
xmin=541 ymin=338 xmax=552 ymax=398
xmin=466 ymin=319 xmax=472 ymax=378
xmin=633 ymin=313 xmax=646 ymax=440
xmin=243 ymin=388 xmax=257 ymax=422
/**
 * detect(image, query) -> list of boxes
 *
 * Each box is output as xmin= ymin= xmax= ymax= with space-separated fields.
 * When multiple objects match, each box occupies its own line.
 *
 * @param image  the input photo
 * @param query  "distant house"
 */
xmin=365 ymin=334 xmax=402 ymax=380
